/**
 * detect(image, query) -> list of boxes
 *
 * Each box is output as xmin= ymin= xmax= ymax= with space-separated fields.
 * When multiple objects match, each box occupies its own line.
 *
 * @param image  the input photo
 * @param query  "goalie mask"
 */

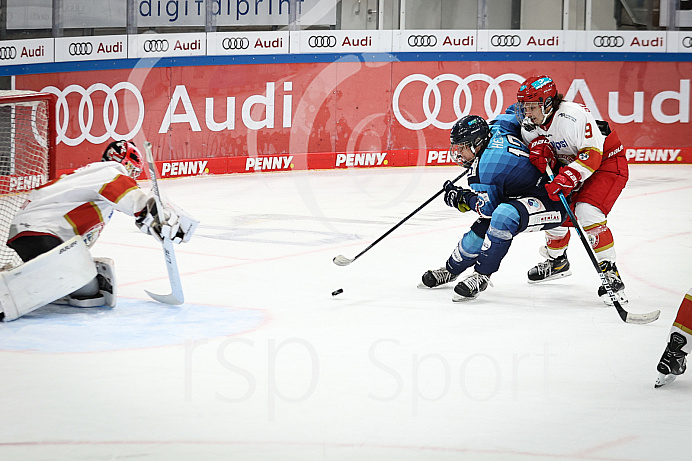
xmin=516 ymin=75 xmax=558 ymax=127
xmin=103 ymin=140 xmax=143 ymax=179
xmin=449 ymin=115 xmax=492 ymax=168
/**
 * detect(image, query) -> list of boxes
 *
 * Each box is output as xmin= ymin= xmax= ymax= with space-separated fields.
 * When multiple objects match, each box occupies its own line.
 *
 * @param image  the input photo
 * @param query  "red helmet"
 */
xmin=517 ymin=75 xmax=557 ymax=105
xmin=103 ymin=140 xmax=143 ymax=178
xmin=516 ymin=75 xmax=558 ymax=126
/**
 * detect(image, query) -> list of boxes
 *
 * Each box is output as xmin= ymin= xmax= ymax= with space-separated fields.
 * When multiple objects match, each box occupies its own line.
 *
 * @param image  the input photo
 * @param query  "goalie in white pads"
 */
xmin=1 ymin=140 xmax=198 ymax=322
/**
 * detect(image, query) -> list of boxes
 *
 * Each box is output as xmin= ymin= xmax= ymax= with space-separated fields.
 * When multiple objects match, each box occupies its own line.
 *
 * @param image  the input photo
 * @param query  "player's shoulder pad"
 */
xmin=556 ymin=101 xmax=592 ymax=122
xmin=488 ymin=113 xmax=522 ymax=138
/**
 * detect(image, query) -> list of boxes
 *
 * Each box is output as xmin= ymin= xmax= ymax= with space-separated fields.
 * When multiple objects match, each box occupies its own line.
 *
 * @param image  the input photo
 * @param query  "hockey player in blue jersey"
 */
xmin=420 ymin=112 xmax=569 ymax=301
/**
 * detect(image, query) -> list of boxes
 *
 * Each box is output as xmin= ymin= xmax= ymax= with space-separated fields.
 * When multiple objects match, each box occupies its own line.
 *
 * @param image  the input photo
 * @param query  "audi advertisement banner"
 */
xmin=55 ymin=36 xmax=127 ymax=62
xmin=128 ymin=32 xmax=206 ymax=58
xmin=0 ymin=38 xmax=53 ymax=65
xmin=12 ymin=52 xmax=692 ymax=175
xmin=394 ymin=31 xmax=476 ymax=53
xmin=290 ymin=30 xmax=392 ymax=54
xmin=207 ymin=32 xmax=289 ymax=55
xmin=584 ymin=30 xmax=667 ymax=53
xmin=3 ymin=30 xmax=692 ymax=67
xmin=478 ymin=30 xmax=567 ymax=52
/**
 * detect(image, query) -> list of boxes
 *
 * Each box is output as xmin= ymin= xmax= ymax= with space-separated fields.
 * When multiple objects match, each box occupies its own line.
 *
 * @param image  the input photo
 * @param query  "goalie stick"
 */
xmin=333 ymin=168 xmax=470 ymax=266
xmin=143 ymin=142 xmax=184 ymax=305
xmin=545 ymin=165 xmax=659 ymax=324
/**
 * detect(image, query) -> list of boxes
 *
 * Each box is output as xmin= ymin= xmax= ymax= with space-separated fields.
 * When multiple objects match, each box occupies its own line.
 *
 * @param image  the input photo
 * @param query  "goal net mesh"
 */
xmin=0 ymin=90 xmax=53 ymax=270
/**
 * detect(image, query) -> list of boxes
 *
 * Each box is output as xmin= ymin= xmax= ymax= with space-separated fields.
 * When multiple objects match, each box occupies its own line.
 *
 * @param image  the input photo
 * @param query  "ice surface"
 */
xmin=1 ymin=164 xmax=691 ymax=460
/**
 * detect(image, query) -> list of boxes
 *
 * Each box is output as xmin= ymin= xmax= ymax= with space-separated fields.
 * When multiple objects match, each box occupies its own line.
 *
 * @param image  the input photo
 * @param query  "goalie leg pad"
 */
xmin=0 ymin=236 xmax=96 ymax=321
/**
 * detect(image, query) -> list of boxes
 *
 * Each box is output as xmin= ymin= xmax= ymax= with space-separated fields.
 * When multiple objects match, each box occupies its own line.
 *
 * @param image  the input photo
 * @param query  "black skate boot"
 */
xmin=527 ymin=252 xmax=571 ymax=283
xmin=596 ymin=260 xmax=628 ymax=306
xmin=655 ymin=332 xmax=688 ymax=388
xmin=452 ymin=272 xmax=492 ymax=301
xmin=419 ymin=267 xmax=459 ymax=288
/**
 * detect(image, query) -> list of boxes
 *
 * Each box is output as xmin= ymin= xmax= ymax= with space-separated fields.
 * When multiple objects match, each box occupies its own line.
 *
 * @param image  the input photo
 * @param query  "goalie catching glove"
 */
xmin=443 ymin=180 xmax=476 ymax=213
xmin=136 ymin=197 xmax=199 ymax=244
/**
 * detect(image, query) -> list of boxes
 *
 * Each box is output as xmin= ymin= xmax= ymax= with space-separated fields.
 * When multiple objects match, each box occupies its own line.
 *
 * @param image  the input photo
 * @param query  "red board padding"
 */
xmin=17 ymin=59 xmax=692 ymax=172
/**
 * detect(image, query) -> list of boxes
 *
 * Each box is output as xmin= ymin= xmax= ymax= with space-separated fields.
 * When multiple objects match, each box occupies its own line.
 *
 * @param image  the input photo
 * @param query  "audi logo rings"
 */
xmin=593 ymin=36 xmax=624 ymax=47
xmin=490 ymin=35 xmax=521 ymax=47
xmin=41 ymin=82 xmax=145 ymax=147
xmin=68 ymin=42 xmax=94 ymax=56
xmin=392 ymin=73 xmax=526 ymax=130
xmin=222 ymin=37 xmax=250 ymax=50
xmin=143 ymin=39 xmax=170 ymax=53
xmin=307 ymin=35 xmax=337 ymax=48
xmin=408 ymin=35 xmax=437 ymax=47
xmin=682 ymin=36 xmax=692 ymax=48
xmin=0 ymin=46 xmax=17 ymax=60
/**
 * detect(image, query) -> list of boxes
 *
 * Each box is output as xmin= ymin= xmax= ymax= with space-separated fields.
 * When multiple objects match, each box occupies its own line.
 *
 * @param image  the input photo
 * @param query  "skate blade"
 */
xmin=451 ymin=293 xmax=479 ymax=302
xmin=527 ymin=270 xmax=572 ymax=284
xmin=654 ymin=373 xmax=677 ymax=388
xmin=417 ymin=282 xmax=451 ymax=289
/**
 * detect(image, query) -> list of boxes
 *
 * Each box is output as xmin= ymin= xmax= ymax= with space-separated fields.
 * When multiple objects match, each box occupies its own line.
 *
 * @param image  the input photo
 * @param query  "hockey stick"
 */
xmin=333 ymin=168 xmax=470 ymax=266
xmin=143 ymin=142 xmax=184 ymax=305
xmin=545 ymin=165 xmax=659 ymax=324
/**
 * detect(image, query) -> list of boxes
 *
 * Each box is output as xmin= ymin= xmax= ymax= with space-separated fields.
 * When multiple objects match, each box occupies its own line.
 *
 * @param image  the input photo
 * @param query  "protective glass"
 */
xmin=449 ymin=142 xmax=473 ymax=167
xmin=516 ymin=101 xmax=545 ymax=129
xmin=123 ymin=154 xmax=142 ymax=179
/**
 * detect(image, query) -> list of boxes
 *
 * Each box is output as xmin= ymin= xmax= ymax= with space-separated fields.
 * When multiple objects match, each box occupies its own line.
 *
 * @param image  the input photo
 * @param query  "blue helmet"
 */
xmin=449 ymin=115 xmax=491 ymax=167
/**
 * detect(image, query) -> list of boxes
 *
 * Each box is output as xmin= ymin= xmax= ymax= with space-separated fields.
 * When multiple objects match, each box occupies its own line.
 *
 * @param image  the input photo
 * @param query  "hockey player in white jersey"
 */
xmin=515 ymin=75 xmax=629 ymax=306
xmin=1 ymin=140 xmax=197 ymax=321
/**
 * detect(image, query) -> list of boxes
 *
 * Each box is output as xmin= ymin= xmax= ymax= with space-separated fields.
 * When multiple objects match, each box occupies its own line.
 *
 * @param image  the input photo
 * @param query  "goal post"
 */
xmin=0 ymin=90 xmax=57 ymax=270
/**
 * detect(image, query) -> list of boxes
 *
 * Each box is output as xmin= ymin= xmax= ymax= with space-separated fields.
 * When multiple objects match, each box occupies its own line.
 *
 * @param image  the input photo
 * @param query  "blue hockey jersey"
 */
xmin=465 ymin=114 xmax=550 ymax=218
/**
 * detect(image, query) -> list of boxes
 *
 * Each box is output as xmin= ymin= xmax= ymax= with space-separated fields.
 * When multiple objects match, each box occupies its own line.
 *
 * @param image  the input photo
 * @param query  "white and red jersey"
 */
xmin=521 ymin=101 xmax=606 ymax=183
xmin=8 ymin=162 xmax=148 ymax=247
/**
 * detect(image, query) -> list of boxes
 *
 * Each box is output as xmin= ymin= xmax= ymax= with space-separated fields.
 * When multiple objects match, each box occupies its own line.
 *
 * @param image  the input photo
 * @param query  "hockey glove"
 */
xmin=443 ymin=180 xmax=475 ymax=213
xmin=136 ymin=197 xmax=163 ymax=241
xmin=163 ymin=201 xmax=199 ymax=244
xmin=135 ymin=197 xmax=199 ymax=244
xmin=545 ymin=167 xmax=581 ymax=201
xmin=528 ymin=136 xmax=556 ymax=173
xmin=520 ymin=116 xmax=537 ymax=132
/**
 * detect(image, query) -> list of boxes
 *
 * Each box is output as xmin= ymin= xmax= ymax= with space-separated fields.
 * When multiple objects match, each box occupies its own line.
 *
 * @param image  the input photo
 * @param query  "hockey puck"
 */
xmin=331 ymin=288 xmax=344 ymax=296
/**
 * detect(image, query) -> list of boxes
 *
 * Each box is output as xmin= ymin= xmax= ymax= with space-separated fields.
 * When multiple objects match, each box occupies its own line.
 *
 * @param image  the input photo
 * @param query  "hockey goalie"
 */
xmin=655 ymin=289 xmax=692 ymax=388
xmin=0 ymin=140 xmax=198 ymax=322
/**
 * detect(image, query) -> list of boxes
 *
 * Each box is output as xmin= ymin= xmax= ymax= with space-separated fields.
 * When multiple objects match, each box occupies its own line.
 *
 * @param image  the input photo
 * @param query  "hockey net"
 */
xmin=0 ymin=90 xmax=56 ymax=270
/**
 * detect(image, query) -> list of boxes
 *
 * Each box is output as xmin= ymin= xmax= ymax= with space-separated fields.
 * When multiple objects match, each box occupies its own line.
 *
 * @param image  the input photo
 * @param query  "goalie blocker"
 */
xmin=0 ymin=236 xmax=96 ymax=321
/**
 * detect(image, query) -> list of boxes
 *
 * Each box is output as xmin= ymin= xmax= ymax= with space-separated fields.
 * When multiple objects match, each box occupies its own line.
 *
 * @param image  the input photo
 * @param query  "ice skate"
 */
xmin=596 ymin=260 xmax=628 ymax=306
xmin=419 ymin=266 xmax=458 ymax=289
xmin=452 ymin=272 xmax=492 ymax=302
xmin=53 ymin=258 xmax=116 ymax=308
xmin=655 ymin=332 xmax=688 ymax=388
xmin=527 ymin=251 xmax=571 ymax=283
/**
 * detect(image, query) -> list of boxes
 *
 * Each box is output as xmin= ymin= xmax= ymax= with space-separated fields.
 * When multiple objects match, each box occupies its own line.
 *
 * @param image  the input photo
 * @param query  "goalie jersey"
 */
xmin=465 ymin=113 xmax=552 ymax=219
xmin=8 ymin=162 xmax=149 ymax=248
